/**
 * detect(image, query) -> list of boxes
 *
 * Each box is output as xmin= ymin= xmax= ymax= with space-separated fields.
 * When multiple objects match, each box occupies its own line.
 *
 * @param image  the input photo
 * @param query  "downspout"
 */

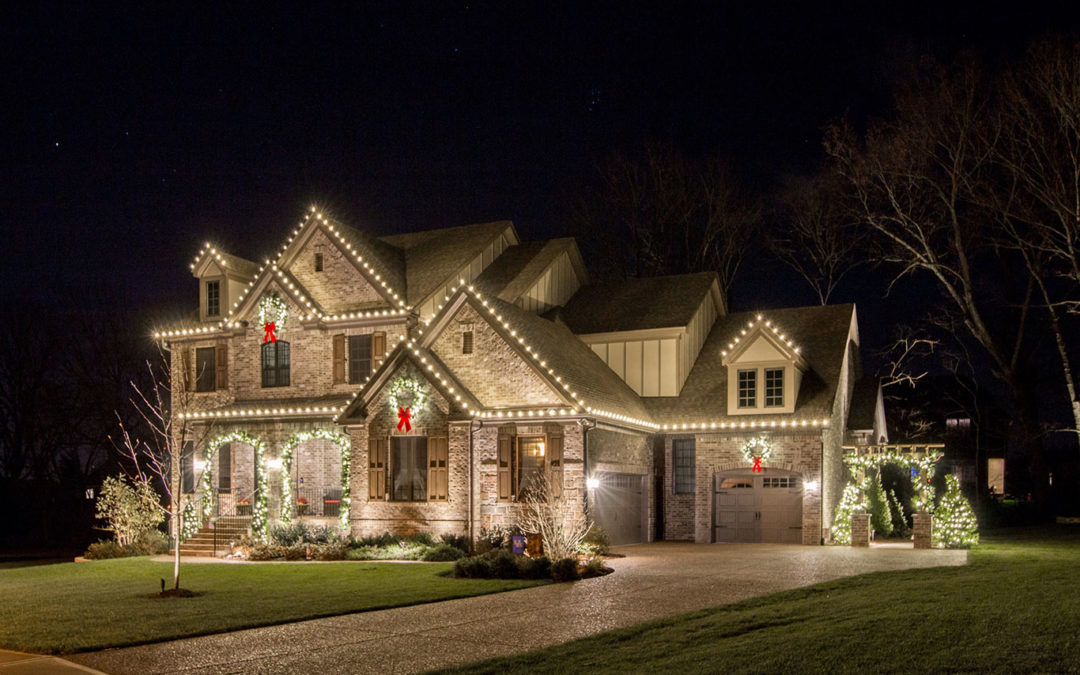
xmin=469 ymin=418 xmax=483 ymax=549
xmin=578 ymin=418 xmax=596 ymax=516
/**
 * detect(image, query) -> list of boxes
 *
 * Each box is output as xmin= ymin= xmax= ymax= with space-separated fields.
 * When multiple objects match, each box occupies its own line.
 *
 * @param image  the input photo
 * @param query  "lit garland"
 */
xmin=258 ymin=292 xmax=288 ymax=332
xmin=831 ymin=483 xmax=868 ymax=545
xmin=199 ymin=430 xmax=270 ymax=540
xmin=933 ymin=474 xmax=979 ymax=548
xmin=388 ymin=376 xmax=427 ymax=412
xmin=844 ymin=447 xmax=942 ymax=513
xmin=741 ymin=436 xmax=773 ymax=471
xmin=180 ymin=501 xmax=199 ymax=542
xmin=279 ymin=429 xmax=351 ymax=529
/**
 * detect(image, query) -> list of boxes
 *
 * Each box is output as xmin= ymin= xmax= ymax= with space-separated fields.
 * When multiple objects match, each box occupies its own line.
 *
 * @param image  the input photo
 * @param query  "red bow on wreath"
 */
xmin=397 ymin=407 xmax=412 ymax=433
xmin=751 ymin=456 xmax=763 ymax=473
xmin=263 ymin=322 xmax=277 ymax=343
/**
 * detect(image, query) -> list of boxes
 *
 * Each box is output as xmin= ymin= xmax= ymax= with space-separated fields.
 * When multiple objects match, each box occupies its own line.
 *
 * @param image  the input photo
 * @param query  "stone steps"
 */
xmin=177 ymin=519 xmax=251 ymax=557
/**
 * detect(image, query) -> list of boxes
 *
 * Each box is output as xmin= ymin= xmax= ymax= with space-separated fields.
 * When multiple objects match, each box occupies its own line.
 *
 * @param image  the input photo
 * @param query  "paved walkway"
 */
xmin=67 ymin=543 xmax=966 ymax=674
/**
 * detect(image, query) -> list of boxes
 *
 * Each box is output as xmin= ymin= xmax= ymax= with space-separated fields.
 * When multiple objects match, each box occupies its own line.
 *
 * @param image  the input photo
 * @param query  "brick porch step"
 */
xmin=177 ymin=518 xmax=251 ymax=557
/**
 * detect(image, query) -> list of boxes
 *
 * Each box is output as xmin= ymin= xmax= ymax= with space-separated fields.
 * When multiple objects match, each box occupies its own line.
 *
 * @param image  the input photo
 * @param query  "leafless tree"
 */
xmin=878 ymin=325 xmax=939 ymax=391
xmin=114 ymin=348 xmax=204 ymax=592
xmin=572 ymin=142 xmax=759 ymax=305
xmin=516 ymin=472 xmax=590 ymax=561
xmin=769 ymin=172 xmax=865 ymax=304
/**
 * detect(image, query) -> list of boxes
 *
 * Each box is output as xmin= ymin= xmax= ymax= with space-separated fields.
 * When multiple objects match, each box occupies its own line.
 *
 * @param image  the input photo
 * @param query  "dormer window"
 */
xmin=206 ymin=281 xmax=220 ymax=317
xmin=737 ymin=370 xmax=756 ymax=408
xmin=765 ymin=368 xmax=784 ymax=407
xmin=722 ymin=315 xmax=807 ymax=416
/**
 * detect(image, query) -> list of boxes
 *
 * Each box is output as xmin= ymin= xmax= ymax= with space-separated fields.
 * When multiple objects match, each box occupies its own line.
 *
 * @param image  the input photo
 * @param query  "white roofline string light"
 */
xmin=721 ymin=314 xmax=802 ymax=358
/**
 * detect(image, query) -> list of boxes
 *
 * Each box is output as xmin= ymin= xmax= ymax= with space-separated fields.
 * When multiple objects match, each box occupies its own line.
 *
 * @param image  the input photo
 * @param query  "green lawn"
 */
xmin=439 ymin=526 xmax=1080 ymax=674
xmin=0 ymin=559 xmax=545 ymax=654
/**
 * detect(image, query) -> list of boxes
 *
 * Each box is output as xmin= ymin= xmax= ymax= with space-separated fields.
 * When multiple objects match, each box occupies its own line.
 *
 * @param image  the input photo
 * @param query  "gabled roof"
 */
xmin=228 ymin=264 xmax=327 ymax=325
xmin=189 ymin=244 xmax=259 ymax=279
xmin=720 ymin=316 xmax=809 ymax=369
xmin=378 ymin=220 xmax=517 ymax=306
xmin=849 ymin=377 xmax=882 ymax=431
xmin=643 ymin=304 xmax=856 ymax=425
xmin=474 ymin=238 xmax=587 ymax=304
xmin=561 ymin=272 xmax=720 ymax=335
xmin=419 ymin=286 xmax=654 ymax=429
xmin=337 ymin=338 xmax=483 ymax=422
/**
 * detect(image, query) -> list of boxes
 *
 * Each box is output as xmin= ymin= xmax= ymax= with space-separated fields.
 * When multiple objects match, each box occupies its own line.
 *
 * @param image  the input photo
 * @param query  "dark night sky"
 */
xmin=5 ymin=2 xmax=1080 ymax=326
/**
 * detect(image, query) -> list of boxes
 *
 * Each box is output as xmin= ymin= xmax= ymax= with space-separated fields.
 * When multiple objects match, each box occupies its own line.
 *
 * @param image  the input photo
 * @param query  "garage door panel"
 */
xmin=713 ymin=471 xmax=802 ymax=544
xmin=591 ymin=473 xmax=644 ymax=546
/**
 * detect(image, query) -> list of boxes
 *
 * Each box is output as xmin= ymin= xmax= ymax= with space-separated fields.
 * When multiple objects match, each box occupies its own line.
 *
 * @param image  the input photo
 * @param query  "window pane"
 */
xmin=517 ymin=437 xmax=546 ymax=497
xmin=391 ymin=436 xmax=428 ymax=501
xmin=195 ymin=347 xmax=216 ymax=392
xmin=218 ymin=443 xmax=231 ymax=493
xmin=765 ymin=368 xmax=784 ymax=407
xmin=181 ymin=442 xmax=195 ymax=493
xmin=262 ymin=342 xmax=290 ymax=387
xmin=206 ymin=281 xmax=220 ymax=316
xmin=673 ymin=439 xmax=695 ymax=494
xmin=348 ymin=334 xmax=372 ymax=384
xmin=738 ymin=369 xmax=757 ymax=408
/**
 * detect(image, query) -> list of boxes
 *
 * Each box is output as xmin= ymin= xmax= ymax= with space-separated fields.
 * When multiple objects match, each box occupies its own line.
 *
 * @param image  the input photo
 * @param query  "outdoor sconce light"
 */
xmin=266 ymin=458 xmax=284 ymax=471
xmin=804 ymin=480 xmax=819 ymax=491
xmin=193 ymin=459 xmax=206 ymax=471
xmin=586 ymin=477 xmax=600 ymax=489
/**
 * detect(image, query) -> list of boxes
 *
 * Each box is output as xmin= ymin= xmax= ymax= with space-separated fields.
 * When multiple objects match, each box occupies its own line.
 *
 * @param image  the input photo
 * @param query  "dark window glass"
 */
xmin=737 ymin=369 xmax=757 ymax=408
xmin=673 ymin=438 xmax=695 ymax=494
xmin=206 ymin=281 xmax=220 ymax=316
xmin=462 ymin=330 xmax=473 ymax=354
xmin=765 ymin=368 xmax=784 ymax=407
xmin=218 ymin=443 xmax=231 ymax=493
xmin=348 ymin=334 xmax=372 ymax=384
xmin=517 ymin=437 xmax=546 ymax=497
xmin=391 ymin=436 xmax=428 ymax=501
xmin=314 ymin=252 xmax=324 ymax=272
xmin=261 ymin=341 xmax=290 ymax=387
xmin=181 ymin=442 xmax=195 ymax=493
xmin=195 ymin=347 xmax=216 ymax=392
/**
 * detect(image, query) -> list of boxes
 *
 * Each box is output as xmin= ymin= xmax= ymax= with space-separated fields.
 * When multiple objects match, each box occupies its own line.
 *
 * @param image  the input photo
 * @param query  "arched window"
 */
xmin=261 ymin=341 xmax=290 ymax=387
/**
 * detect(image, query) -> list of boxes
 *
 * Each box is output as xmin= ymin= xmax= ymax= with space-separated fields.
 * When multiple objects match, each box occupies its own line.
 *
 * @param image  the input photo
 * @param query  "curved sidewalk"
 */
xmin=69 ymin=543 xmax=966 ymax=674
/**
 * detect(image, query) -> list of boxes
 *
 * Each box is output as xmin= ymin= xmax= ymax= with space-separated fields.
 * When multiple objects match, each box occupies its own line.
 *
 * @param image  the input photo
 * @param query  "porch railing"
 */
xmin=293 ymin=485 xmax=343 ymax=518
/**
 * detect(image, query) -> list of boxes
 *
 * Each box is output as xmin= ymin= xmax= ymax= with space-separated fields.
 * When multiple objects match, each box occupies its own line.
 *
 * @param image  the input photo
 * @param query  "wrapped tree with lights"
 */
xmin=865 ymin=469 xmax=893 ymax=538
xmin=831 ymin=482 xmax=867 ymax=545
xmin=933 ymin=474 xmax=979 ymax=548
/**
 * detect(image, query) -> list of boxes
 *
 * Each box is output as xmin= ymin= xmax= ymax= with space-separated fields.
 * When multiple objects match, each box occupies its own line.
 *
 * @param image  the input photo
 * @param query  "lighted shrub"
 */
xmin=579 ymin=525 xmax=611 ymax=557
xmin=84 ymin=540 xmax=127 ymax=559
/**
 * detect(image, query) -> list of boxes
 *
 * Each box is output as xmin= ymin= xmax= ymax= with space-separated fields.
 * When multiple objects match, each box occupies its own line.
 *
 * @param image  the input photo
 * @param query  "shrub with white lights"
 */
xmin=933 ymin=474 xmax=979 ymax=548
xmin=831 ymin=482 xmax=868 ymax=545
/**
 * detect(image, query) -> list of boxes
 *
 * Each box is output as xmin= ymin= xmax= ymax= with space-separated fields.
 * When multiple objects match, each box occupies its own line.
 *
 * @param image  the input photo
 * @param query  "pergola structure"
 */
xmin=838 ymin=444 xmax=945 ymax=548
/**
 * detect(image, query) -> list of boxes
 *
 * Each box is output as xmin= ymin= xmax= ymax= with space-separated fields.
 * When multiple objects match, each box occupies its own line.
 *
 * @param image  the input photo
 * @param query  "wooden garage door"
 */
xmin=590 ymin=473 xmax=644 ymax=545
xmin=713 ymin=470 xmax=802 ymax=544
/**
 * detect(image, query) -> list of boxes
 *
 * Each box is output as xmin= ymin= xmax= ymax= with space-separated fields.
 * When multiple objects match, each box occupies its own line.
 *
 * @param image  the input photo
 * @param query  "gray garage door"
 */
xmin=590 ymin=472 xmax=644 ymax=545
xmin=713 ymin=470 xmax=802 ymax=544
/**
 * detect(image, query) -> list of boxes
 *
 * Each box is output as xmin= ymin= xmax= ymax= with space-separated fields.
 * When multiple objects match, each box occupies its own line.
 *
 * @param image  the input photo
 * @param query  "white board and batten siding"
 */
xmin=517 ymin=251 xmax=581 ymax=314
xmin=417 ymin=228 xmax=515 ymax=320
xmin=586 ymin=291 xmax=718 ymax=397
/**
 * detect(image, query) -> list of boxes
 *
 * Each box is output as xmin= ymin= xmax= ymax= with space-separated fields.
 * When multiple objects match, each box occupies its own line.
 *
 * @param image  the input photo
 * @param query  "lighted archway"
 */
xmin=279 ymin=429 xmax=351 ymax=529
xmin=195 ymin=430 xmax=270 ymax=540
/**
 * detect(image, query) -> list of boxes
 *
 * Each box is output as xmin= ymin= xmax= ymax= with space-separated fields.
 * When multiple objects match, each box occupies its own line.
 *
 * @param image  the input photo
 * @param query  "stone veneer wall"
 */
xmin=474 ymin=421 xmax=586 ymax=535
xmin=587 ymin=426 xmax=656 ymax=542
xmin=662 ymin=431 xmax=824 ymax=545
xmin=285 ymin=227 xmax=387 ymax=314
xmin=430 ymin=302 xmax=562 ymax=408
xmin=346 ymin=362 xmax=470 ymax=538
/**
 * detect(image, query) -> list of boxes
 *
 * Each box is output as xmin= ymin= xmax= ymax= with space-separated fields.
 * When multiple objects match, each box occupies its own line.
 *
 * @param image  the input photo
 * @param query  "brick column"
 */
xmin=913 ymin=512 xmax=933 ymax=549
xmin=851 ymin=513 xmax=871 ymax=547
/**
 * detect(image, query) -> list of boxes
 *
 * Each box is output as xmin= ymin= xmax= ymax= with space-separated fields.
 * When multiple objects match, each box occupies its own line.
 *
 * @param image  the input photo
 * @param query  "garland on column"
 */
xmin=200 ymin=430 xmax=270 ymax=540
xmin=831 ymin=482 xmax=868 ymax=545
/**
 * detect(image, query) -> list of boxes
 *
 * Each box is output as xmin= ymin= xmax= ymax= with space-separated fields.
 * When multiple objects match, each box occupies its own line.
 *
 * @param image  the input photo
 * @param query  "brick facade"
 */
xmin=285 ymin=228 xmax=387 ymax=313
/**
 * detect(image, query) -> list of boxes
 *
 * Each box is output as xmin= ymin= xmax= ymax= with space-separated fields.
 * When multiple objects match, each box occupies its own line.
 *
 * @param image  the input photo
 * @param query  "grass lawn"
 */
xmin=0 ymin=558 xmax=545 ymax=654
xmin=439 ymin=526 xmax=1080 ymax=674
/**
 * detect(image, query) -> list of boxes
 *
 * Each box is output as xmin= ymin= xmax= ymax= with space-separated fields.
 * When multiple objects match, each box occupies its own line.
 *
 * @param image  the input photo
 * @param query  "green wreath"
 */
xmin=741 ymin=436 xmax=773 ymax=464
xmin=258 ymin=293 xmax=288 ymax=331
xmin=388 ymin=377 xmax=427 ymax=412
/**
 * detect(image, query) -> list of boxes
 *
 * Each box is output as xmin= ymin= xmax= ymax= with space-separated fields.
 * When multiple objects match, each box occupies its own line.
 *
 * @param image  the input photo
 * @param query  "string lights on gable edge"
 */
xmin=180 ymin=405 xmax=346 ymax=420
xmin=721 ymin=314 xmax=802 ymax=358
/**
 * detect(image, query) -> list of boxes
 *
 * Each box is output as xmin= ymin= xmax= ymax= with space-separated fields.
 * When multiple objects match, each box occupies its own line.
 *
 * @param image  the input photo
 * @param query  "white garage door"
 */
xmin=713 ymin=470 xmax=802 ymax=544
xmin=590 ymin=472 xmax=645 ymax=545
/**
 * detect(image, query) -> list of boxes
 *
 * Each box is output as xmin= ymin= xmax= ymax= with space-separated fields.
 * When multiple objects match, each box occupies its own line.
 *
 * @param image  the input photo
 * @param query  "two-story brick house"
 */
xmin=157 ymin=208 xmax=883 ymax=547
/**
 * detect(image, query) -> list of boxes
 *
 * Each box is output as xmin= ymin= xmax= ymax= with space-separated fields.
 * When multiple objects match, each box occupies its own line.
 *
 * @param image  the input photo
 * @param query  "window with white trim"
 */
xmin=765 ymin=368 xmax=784 ymax=407
xmin=737 ymin=370 xmax=757 ymax=408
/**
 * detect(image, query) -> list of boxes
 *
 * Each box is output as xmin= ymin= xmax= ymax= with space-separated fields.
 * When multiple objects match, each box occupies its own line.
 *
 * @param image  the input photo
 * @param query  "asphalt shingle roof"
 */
xmin=560 ymin=272 xmax=718 ymax=334
xmin=643 ymin=303 xmax=856 ymax=423
xmin=473 ymin=238 xmax=580 ymax=303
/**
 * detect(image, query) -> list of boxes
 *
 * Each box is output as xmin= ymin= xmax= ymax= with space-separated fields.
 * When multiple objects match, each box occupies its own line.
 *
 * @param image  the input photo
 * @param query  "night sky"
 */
xmin=6 ymin=2 xmax=1080 ymax=323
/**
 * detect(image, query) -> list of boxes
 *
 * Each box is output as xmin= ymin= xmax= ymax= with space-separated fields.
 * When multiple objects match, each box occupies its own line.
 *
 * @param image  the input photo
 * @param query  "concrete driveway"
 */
xmin=68 ymin=543 xmax=966 ymax=675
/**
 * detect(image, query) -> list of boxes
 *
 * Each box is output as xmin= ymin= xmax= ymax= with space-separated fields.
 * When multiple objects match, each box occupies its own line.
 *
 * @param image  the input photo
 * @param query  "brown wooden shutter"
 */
xmin=548 ymin=434 xmax=563 ymax=499
xmin=372 ymin=331 xmax=386 ymax=367
xmin=214 ymin=343 xmax=228 ymax=390
xmin=497 ymin=435 xmax=513 ymax=501
xmin=368 ymin=437 xmax=386 ymax=500
xmin=332 ymin=334 xmax=346 ymax=384
xmin=427 ymin=437 xmax=448 ymax=501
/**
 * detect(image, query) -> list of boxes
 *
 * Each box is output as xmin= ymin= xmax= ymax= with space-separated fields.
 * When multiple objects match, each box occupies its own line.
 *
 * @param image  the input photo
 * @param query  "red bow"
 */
xmin=397 ymin=407 xmax=412 ymax=433
xmin=263 ymin=321 xmax=276 ymax=343
xmin=751 ymin=456 xmax=763 ymax=473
